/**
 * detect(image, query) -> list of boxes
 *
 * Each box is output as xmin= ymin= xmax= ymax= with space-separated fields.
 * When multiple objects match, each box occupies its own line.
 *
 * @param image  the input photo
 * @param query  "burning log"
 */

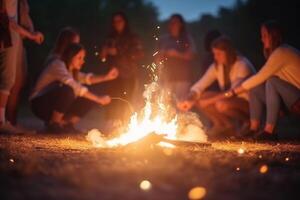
xmin=125 ymin=133 xmax=211 ymax=148
xmin=161 ymin=138 xmax=211 ymax=148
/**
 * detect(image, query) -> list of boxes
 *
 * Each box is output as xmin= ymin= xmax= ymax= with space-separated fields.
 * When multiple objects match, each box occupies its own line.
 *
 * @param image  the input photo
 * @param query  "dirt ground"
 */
xmin=1 ymin=131 xmax=300 ymax=200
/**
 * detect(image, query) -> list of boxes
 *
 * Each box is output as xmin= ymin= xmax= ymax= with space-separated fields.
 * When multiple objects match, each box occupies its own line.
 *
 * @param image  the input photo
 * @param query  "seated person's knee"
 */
xmin=266 ymin=76 xmax=280 ymax=87
xmin=56 ymin=84 xmax=76 ymax=100
xmin=215 ymin=101 xmax=230 ymax=112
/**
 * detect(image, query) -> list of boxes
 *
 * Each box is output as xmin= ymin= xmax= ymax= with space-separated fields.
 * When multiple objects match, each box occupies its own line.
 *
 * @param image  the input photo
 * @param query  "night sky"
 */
xmin=147 ymin=0 xmax=238 ymax=21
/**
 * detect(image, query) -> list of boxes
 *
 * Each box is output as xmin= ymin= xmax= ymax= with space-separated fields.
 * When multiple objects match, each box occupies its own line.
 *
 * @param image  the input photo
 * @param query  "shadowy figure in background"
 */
xmin=200 ymin=30 xmax=222 ymax=76
xmin=232 ymin=20 xmax=300 ymax=141
xmin=100 ymin=11 xmax=144 ymax=129
xmin=178 ymin=36 xmax=256 ymax=138
xmin=0 ymin=0 xmax=44 ymax=134
xmin=30 ymin=43 xmax=118 ymax=134
xmin=157 ymin=14 xmax=196 ymax=100
xmin=46 ymin=27 xmax=80 ymax=63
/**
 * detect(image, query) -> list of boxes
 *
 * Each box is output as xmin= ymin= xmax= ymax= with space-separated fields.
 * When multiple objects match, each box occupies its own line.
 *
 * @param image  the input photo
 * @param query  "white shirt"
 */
xmin=30 ymin=59 xmax=93 ymax=100
xmin=191 ymin=56 xmax=255 ymax=100
xmin=242 ymin=44 xmax=300 ymax=90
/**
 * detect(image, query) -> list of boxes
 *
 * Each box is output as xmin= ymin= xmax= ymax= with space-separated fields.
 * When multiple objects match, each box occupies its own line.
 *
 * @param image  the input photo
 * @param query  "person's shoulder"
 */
xmin=208 ymin=62 xmax=218 ymax=71
xmin=47 ymin=58 xmax=66 ymax=70
xmin=236 ymin=56 xmax=251 ymax=65
xmin=235 ymin=56 xmax=255 ymax=71
xmin=273 ymin=44 xmax=300 ymax=56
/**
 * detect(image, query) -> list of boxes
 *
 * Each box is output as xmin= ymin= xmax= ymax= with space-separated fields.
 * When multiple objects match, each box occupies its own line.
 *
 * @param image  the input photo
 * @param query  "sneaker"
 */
xmin=255 ymin=130 xmax=278 ymax=141
xmin=0 ymin=122 xmax=24 ymax=134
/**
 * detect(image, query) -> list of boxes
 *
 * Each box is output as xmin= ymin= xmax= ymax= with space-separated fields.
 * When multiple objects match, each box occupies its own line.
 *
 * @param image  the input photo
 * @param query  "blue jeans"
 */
xmin=249 ymin=76 xmax=300 ymax=125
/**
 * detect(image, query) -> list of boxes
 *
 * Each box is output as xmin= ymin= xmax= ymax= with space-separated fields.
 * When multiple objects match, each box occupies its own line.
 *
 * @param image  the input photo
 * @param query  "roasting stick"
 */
xmin=111 ymin=97 xmax=135 ymax=113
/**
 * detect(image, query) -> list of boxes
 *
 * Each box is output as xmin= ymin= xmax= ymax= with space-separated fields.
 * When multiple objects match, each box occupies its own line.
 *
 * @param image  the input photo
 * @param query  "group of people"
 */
xmin=177 ymin=21 xmax=300 ymax=140
xmin=1 ymin=0 xmax=300 ymax=141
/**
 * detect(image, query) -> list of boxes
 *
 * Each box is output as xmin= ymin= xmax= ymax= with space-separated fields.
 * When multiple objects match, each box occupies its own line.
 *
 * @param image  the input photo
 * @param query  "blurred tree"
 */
xmin=188 ymin=0 xmax=300 ymax=74
xmin=26 ymin=0 xmax=159 ymax=92
xmin=23 ymin=0 xmax=300 ymax=103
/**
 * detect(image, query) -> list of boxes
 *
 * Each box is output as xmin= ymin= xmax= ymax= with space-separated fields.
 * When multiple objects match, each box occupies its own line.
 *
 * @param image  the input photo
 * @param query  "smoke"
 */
xmin=176 ymin=112 xmax=208 ymax=143
xmin=86 ymin=81 xmax=208 ymax=148
xmin=86 ymin=129 xmax=107 ymax=148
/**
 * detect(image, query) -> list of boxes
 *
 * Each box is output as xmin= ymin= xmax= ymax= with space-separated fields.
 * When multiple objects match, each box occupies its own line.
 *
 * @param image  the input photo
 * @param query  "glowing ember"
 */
xmin=236 ymin=167 xmax=240 ymax=171
xmin=237 ymin=148 xmax=245 ymax=154
xmin=152 ymin=51 xmax=159 ymax=57
xmin=140 ymin=180 xmax=152 ymax=191
xmin=188 ymin=186 xmax=206 ymax=200
xmin=259 ymin=165 xmax=268 ymax=174
xmin=9 ymin=158 xmax=14 ymax=163
xmin=285 ymin=157 xmax=289 ymax=161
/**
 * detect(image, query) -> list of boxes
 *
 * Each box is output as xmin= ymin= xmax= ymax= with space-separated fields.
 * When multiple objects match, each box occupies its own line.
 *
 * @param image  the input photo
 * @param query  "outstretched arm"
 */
xmin=85 ymin=68 xmax=119 ymax=85
xmin=82 ymin=91 xmax=111 ymax=106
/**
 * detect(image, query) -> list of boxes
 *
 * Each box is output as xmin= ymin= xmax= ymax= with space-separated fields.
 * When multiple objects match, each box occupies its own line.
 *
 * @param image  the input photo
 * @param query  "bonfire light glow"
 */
xmin=87 ymin=43 xmax=207 ymax=148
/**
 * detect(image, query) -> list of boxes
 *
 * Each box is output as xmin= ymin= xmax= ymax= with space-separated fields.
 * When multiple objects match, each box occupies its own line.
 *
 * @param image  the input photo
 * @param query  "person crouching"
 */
xmin=30 ymin=43 xmax=118 ymax=133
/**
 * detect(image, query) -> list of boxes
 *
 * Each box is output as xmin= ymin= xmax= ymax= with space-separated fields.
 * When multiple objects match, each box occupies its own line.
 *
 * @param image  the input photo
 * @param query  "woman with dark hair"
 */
xmin=201 ymin=30 xmax=222 ymax=71
xmin=30 ymin=43 xmax=118 ymax=133
xmin=230 ymin=20 xmax=300 ymax=140
xmin=100 ymin=11 xmax=143 ymax=124
xmin=157 ymin=14 xmax=196 ymax=100
xmin=178 ymin=36 xmax=255 ymax=137
xmin=48 ymin=27 xmax=80 ymax=62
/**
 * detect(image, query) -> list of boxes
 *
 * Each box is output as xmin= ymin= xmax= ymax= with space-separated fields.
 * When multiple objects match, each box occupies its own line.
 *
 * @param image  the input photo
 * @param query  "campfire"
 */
xmin=87 ymin=56 xmax=207 ymax=148
xmin=86 ymin=80 xmax=208 ymax=148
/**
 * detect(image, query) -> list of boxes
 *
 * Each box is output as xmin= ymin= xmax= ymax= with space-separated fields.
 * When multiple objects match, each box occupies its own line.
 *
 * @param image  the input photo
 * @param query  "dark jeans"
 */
xmin=249 ymin=76 xmax=300 ymax=125
xmin=30 ymin=82 xmax=97 ymax=122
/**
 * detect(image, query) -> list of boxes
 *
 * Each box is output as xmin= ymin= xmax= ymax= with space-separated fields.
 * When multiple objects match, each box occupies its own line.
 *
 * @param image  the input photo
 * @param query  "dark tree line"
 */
xmin=23 ymin=0 xmax=300 ymax=99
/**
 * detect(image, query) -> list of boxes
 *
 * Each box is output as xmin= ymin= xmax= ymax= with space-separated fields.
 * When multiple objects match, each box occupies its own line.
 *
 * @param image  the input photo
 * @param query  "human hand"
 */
xmin=32 ymin=31 xmax=44 ymax=44
xmin=177 ymin=100 xmax=194 ymax=112
xmin=106 ymin=67 xmax=119 ymax=81
xmin=224 ymin=90 xmax=235 ymax=98
xmin=98 ymin=95 xmax=111 ymax=105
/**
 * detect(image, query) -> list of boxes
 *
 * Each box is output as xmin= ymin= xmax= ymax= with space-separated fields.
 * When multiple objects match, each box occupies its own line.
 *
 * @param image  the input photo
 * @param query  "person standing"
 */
xmin=100 ymin=11 xmax=143 ymax=126
xmin=157 ymin=14 xmax=196 ymax=100
xmin=0 ymin=0 xmax=43 ymax=134
xmin=6 ymin=0 xmax=44 ymax=125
